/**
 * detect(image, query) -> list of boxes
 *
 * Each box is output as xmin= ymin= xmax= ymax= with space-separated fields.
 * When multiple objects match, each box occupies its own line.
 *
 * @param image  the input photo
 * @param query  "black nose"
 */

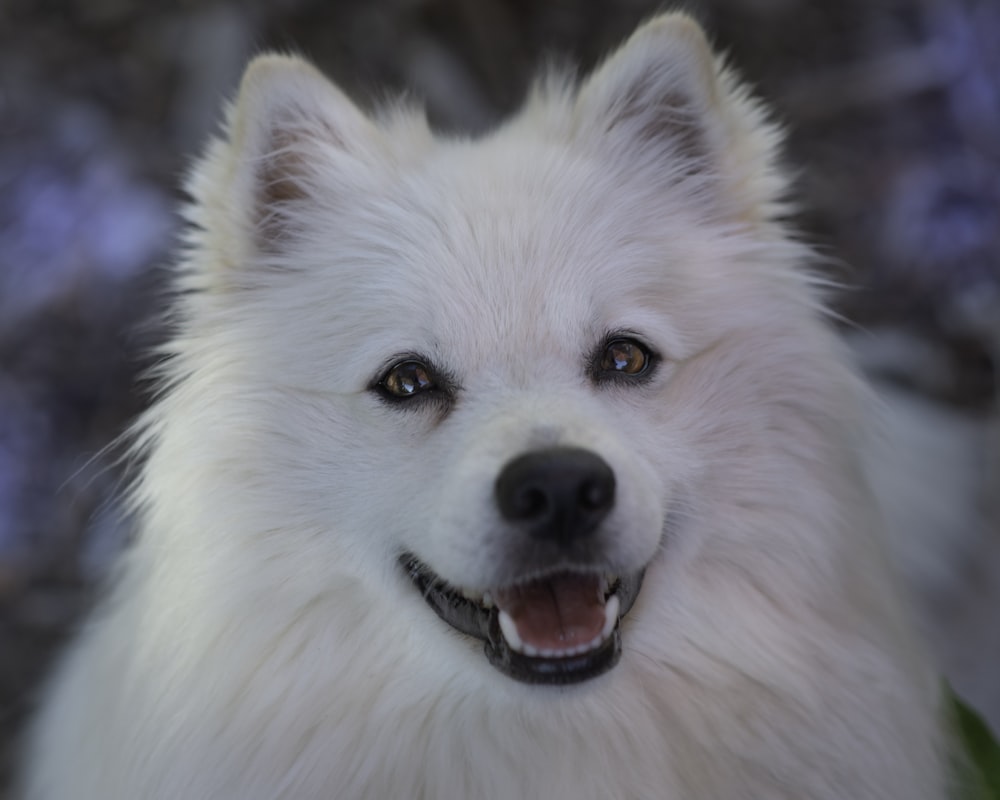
xmin=495 ymin=447 xmax=616 ymax=545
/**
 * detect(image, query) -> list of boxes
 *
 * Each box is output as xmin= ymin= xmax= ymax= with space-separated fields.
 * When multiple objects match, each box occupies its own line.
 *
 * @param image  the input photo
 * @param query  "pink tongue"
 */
xmin=495 ymin=574 xmax=606 ymax=651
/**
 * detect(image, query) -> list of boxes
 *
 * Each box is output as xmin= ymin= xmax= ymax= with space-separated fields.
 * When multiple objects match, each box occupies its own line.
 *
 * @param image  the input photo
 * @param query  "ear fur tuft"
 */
xmin=575 ymin=13 xmax=786 ymax=223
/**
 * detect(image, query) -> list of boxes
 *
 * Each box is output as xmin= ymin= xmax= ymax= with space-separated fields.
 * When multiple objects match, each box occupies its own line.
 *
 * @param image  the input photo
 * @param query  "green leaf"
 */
xmin=950 ymin=685 xmax=1000 ymax=799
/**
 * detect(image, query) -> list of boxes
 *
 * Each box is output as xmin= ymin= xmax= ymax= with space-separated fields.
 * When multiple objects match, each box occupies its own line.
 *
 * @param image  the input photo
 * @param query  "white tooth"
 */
xmin=523 ymin=642 xmax=540 ymax=657
xmin=602 ymin=594 xmax=620 ymax=640
xmin=498 ymin=610 xmax=524 ymax=653
xmin=482 ymin=591 xmax=494 ymax=608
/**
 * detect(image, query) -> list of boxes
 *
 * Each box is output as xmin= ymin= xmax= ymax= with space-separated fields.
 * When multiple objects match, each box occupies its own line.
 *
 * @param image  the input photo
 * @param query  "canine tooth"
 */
xmin=481 ymin=591 xmax=494 ymax=608
xmin=498 ymin=610 xmax=524 ymax=653
xmin=522 ymin=642 xmax=540 ymax=657
xmin=602 ymin=594 xmax=620 ymax=639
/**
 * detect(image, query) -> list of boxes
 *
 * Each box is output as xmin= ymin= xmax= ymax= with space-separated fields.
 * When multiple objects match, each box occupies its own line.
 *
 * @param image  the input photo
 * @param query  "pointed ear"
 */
xmin=201 ymin=54 xmax=380 ymax=260
xmin=574 ymin=14 xmax=785 ymax=223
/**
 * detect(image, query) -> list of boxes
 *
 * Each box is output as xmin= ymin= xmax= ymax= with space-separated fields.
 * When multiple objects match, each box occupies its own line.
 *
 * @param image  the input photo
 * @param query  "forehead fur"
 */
xmin=174 ymin=12 xmax=817 ymax=393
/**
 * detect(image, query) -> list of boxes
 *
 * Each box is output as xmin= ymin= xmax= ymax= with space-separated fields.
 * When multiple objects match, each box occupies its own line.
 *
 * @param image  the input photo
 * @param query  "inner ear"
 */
xmin=254 ymin=119 xmax=325 ymax=247
xmin=606 ymin=71 xmax=710 ymax=173
xmin=259 ymin=128 xmax=308 ymax=206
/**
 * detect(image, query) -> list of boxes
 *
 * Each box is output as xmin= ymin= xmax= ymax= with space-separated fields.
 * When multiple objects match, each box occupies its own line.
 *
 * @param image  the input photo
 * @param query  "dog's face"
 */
xmin=215 ymin=136 xmax=698 ymax=684
xmin=171 ymin=16 xmax=831 ymax=686
xmin=314 ymin=154 xmax=699 ymax=683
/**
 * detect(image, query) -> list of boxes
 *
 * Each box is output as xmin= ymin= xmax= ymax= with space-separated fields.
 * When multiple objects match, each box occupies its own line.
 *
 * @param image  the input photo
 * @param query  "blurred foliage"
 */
xmin=953 ymin=685 xmax=1000 ymax=798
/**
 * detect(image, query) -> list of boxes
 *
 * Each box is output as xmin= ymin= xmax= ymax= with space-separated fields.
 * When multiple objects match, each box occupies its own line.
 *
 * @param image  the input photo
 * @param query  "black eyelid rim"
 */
xmin=369 ymin=353 xmax=457 ymax=402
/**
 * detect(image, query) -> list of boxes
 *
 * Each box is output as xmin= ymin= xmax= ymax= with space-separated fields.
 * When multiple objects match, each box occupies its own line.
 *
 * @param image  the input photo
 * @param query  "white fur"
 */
xmin=20 ymin=14 xmax=949 ymax=799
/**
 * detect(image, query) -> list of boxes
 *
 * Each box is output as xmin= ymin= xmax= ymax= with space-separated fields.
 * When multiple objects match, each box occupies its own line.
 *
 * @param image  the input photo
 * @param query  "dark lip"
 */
xmin=400 ymin=554 xmax=645 ymax=685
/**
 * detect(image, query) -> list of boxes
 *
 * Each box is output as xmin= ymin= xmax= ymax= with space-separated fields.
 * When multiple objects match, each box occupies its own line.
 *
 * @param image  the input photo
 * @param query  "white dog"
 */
xmin=20 ymin=13 xmax=950 ymax=799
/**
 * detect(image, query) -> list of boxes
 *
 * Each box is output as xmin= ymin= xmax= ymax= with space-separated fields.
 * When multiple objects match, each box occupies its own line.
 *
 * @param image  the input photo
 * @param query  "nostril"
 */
xmin=579 ymin=477 xmax=614 ymax=512
xmin=511 ymin=486 xmax=549 ymax=520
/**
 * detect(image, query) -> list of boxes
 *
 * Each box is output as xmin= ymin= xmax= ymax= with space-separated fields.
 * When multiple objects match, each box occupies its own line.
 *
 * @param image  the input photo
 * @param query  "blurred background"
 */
xmin=0 ymin=0 xmax=997 ymax=787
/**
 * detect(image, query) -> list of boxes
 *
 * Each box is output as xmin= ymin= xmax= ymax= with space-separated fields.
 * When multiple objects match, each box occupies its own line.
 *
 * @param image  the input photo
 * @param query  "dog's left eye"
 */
xmin=378 ymin=360 xmax=436 ymax=399
xmin=597 ymin=337 xmax=653 ymax=378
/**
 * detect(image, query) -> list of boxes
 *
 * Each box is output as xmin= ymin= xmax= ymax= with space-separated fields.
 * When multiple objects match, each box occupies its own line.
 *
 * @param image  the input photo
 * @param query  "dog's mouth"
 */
xmin=401 ymin=555 xmax=644 ymax=685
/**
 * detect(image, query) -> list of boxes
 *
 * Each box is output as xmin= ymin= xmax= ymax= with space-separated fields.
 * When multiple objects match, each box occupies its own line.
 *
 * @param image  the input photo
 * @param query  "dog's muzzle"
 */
xmin=402 ymin=447 xmax=646 ymax=685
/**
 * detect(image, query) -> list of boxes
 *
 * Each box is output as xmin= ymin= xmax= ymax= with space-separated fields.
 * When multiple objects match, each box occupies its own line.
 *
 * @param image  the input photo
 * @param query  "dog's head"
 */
xmin=156 ymin=15 xmax=849 ymax=688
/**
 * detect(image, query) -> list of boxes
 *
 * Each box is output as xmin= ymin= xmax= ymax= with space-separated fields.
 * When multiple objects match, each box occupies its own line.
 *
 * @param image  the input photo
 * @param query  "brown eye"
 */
xmin=600 ymin=338 xmax=650 ymax=376
xmin=380 ymin=360 xmax=435 ymax=398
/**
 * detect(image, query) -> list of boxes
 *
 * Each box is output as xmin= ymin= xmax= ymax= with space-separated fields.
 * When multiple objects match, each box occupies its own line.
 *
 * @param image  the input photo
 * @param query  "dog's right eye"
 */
xmin=592 ymin=335 xmax=657 ymax=384
xmin=377 ymin=359 xmax=437 ymax=400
